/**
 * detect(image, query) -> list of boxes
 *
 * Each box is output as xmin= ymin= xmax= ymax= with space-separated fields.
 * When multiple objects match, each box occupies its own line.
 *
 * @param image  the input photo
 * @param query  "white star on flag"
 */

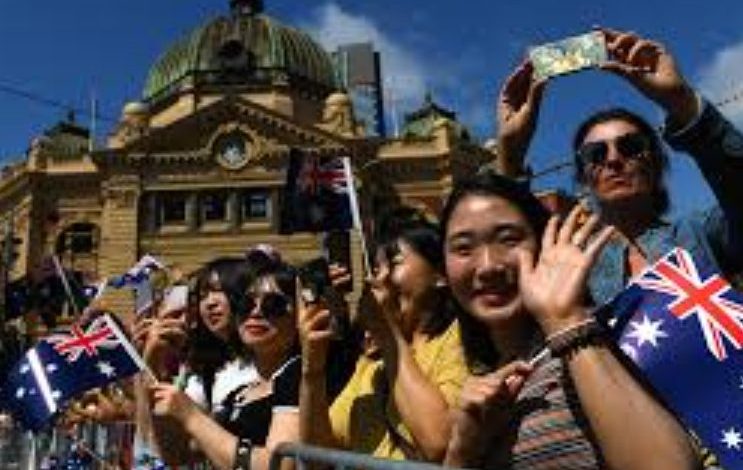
xmin=15 ymin=387 xmax=25 ymax=399
xmin=51 ymin=390 xmax=62 ymax=401
xmin=722 ymin=427 xmax=742 ymax=450
xmin=97 ymin=361 xmax=116 ymax=378
xmin=46 ymin=363 xmax=58 ymax=374
xmin=19 ymin=364 xmax=30 ymax=374
xmin=626 ymin=315 xmax=669 ymax=348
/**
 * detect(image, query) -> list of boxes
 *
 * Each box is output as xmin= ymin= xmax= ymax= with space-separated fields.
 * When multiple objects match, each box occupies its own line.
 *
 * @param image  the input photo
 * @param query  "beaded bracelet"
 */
xmin=546 ymin=317 xmax=605 ymax=358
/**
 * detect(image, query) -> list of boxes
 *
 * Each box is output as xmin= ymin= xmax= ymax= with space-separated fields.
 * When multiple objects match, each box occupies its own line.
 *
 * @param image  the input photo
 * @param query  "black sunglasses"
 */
xmin=577 ymin=132 xmax=652 ymax=167
xmin=241 ymin=292 xmax=291 ymax=320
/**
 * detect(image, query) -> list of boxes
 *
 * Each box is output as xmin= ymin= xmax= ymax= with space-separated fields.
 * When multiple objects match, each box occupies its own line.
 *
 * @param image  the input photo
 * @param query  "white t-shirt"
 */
xmin=183 ymin=358 xmax=258 ymax=412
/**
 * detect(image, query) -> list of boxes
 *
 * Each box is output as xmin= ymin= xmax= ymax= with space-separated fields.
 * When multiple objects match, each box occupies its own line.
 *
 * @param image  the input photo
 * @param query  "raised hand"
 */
xmin=496 ymin=59 xmax=547 ymax=176
xmin=446 ymin=361 xmax=532 ymax=467
xmin=599 ymin=28 xmax=699 ymax=126
xmin=296 ymin=277 xmax=335 ymax=376
xmin=357 ymin=262 xmax=403 ymax=345
xmin=517 ymin=205 xmax=613 ymax=336
xmin=150 ymin=382 xmax=197 ymax=423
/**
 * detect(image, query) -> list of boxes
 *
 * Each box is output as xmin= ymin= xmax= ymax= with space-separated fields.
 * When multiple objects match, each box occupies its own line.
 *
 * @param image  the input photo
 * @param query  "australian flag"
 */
xmin=280 ymin=149 xmax=354 ymax=234
xmin=605 ymin=247 xmax=743 ymax=468
xmin=0 ymin=314 xmax=144 ymax=432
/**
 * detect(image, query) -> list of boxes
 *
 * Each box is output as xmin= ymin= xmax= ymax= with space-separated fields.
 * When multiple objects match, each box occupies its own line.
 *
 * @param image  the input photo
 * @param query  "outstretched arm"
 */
xmin=297 ymin=294 xmax=343 ymax=450
xmin=601 ymin=27 xmax=743 ymax=270
xmin=495 ymin=60 xmax=547 ymax=177
xmin=151 ymin=383 xmax=298 ymax=470
xmin=518 ymin=206 xmax=697 ymax=470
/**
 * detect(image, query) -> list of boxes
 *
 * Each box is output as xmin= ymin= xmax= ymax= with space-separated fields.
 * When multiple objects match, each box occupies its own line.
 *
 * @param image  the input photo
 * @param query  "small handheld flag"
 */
xmin=605 ymin=247 xmax=743 ymax=468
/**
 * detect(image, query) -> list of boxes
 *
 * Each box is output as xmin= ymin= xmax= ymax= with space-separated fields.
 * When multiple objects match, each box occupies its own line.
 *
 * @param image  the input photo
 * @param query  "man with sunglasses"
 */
xmin=494 ymin=27 xmax=743 ymax=320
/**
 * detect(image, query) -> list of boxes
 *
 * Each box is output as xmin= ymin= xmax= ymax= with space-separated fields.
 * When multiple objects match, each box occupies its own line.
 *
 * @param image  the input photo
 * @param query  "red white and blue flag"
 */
xmin=606 ymin=247 xmax=743 ymax=468
xmin=0 ymin=314 xmax=144 ymax=431
xmin=280 ymin=149 xmax=357 ymax=234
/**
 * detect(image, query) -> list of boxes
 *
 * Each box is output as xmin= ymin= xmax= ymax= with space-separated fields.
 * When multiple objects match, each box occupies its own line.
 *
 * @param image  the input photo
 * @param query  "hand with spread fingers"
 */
xmin=446 ymin=361 xmax=533 ymax=467
xmin=598 ymin=27 xmax=699 ymax=127
xmin=496 ymin=59 xmax=547 ymax=176
xmin=517 ymin=205 xmax=614 ymax=335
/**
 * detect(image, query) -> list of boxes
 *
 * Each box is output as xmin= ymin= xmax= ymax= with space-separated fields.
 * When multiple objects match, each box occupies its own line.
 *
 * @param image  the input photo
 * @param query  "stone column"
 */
xmin=98 ymin=174 xmax=140 ymax=320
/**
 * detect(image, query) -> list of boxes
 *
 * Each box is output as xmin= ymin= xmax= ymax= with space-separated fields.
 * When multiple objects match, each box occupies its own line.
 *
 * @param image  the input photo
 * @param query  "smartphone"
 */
xmin=161 ymin=285 xmax=189 ymax=315
xmin=529 ymin=31 xmax=607 ymax=80
xmin=297 ymin=257 xmax=331 ymax=304
xmin=134 ymin=280 xmax=154 ymax=316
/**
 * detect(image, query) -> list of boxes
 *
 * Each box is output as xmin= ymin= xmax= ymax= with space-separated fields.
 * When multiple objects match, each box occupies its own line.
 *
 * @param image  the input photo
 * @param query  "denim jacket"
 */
xmin=589 ymin=99 xmax=743 ymax=307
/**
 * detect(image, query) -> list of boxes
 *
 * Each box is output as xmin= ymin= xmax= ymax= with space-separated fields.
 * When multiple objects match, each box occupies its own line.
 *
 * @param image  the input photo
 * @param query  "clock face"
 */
xmin=215 ymin=131 xmax=251 ymax=170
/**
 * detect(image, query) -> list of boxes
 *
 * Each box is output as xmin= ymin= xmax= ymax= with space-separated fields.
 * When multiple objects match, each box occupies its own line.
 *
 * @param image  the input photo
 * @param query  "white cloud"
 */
xmin=301 ymin=4 xmax=430 ymax=124
xmin=697 ymin=39 xmax=743 ymax=127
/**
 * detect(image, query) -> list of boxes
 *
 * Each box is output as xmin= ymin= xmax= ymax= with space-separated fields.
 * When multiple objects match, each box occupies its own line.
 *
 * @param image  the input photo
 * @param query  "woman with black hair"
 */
xmin=134 ymin=257 xmax=256 ymax=469
xmin=440 ymin=171 xmax=697 ymax=470
xmin=150 ymin=251 xmax=303 ymax=470
xmin=298 ymin=208 xmax=467 ymax=462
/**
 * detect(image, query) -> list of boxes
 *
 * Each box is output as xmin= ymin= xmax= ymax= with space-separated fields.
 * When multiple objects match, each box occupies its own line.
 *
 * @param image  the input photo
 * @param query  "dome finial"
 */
xmin=230 ymin=0 xmax=264 ymax=16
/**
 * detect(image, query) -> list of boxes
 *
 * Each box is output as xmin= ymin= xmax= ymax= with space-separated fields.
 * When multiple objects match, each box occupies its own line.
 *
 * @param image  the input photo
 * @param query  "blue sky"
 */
xmin=1 ymin=0 xmax=743 ymax=216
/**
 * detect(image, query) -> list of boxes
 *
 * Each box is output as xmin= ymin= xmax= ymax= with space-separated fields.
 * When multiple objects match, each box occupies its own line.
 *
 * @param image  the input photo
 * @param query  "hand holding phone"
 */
xmin=297 ymin=258 xmax=331 ymax=304
xmin=529 ymin=31 xmax=607 ymax=80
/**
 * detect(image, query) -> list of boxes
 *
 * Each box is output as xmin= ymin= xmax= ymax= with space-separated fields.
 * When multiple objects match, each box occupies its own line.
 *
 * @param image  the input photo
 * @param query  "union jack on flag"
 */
xmin=605 ymin=246 xmax=743 ymax=469
xmin=280 ymin=149 xmax=355 ymax=234
xmin=46 ymin=316 xmax=121 ymax=363
xmin=0 ymin=314 xmax=145 ymax=431
xmin=633 ymin=247 xmax=743 ymax=361
xmin=298 ymin=156 xmax=348 ymax=194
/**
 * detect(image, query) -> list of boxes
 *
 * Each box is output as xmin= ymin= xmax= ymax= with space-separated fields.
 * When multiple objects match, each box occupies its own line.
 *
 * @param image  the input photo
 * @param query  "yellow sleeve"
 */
xmin=328 ymin=356 xmax=378 ymax=448
xmin=418 ymin=321 xmax=468 ymax=406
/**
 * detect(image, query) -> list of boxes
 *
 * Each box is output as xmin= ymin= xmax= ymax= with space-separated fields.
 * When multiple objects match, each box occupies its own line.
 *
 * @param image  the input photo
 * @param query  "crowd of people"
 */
xmin=3 ymin=28 xmax=743 ymax=470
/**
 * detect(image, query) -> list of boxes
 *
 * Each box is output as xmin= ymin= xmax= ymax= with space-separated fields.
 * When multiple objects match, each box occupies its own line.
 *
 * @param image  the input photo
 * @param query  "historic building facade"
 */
xmin=0 ymin=0 xmax=493 ymax=324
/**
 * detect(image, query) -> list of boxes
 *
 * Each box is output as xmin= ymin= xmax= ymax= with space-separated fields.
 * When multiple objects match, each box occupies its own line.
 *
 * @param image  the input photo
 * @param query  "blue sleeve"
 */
xmin=664 ymin=100 xmax=743 ymax=272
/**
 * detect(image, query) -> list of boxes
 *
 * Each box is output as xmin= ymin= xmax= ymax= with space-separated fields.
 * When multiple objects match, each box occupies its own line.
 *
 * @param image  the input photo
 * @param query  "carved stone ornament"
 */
xmin=208 ymin=123 xmax=265 ymax=170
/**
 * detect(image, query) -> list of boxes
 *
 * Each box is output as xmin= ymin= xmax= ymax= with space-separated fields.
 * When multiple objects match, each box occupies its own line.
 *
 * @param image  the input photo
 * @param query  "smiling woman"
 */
xmin=148 ymin=250 xmax=304 ymax=470
xmin=440 ymin=170 xmax=697 ymax=470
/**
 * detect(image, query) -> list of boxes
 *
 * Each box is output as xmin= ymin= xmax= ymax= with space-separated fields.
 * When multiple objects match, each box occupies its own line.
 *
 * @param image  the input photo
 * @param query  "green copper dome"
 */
xmin=143 ymin=3 xmax=337 ymax=101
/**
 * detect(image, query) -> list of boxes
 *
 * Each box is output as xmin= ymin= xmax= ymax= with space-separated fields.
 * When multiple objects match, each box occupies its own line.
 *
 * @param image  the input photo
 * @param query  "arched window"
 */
xmin=55 ymin=222 xmax=99 ymax=277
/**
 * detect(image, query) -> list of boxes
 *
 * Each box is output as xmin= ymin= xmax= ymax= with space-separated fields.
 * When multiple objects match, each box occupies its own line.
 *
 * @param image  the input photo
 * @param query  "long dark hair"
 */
xmin=375 ymin=206 xmax=455 ymax=337
xmin=440 ymin=170 xmax=550 ymax=373
xmin=573 ymin=107 xmax=670 ymax=216
xmin=187 ymin=257 xmax=251 ymax=407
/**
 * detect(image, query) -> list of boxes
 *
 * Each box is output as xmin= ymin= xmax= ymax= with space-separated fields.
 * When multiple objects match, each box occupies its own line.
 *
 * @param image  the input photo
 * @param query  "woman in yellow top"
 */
xmin=298 ymin=208 xmax=468 ymax=462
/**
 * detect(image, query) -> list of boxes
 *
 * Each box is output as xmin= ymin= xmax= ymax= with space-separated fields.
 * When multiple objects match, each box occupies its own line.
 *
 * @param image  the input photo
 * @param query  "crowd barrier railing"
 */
xmin=269 ymin=443 xmax=455 ymax=470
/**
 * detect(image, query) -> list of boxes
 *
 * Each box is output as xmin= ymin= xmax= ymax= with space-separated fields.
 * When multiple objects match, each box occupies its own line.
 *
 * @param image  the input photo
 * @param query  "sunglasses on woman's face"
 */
xmin=577 ymin=132 xmax=652 ymax=167
xmin=243 ymin=292 xmax=291 ymax=320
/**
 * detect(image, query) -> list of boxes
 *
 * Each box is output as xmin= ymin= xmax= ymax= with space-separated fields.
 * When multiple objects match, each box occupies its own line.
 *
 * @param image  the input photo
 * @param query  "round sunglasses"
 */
xmin=576 ymin=132 xmax=652 ymax=167
xmin=239 ymin=292 xmax=292 ymax=320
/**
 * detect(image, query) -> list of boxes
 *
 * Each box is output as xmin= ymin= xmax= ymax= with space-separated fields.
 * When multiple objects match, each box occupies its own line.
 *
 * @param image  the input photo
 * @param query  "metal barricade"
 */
xmin=0 ymin=414 xmax=135 ymax=469
xmin=269 ymin=443 xmax=453 ymax=470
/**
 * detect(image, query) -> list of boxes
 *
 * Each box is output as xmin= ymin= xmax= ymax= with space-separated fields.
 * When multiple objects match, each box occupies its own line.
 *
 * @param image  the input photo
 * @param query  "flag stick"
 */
xmin=51 ymin=255 xmax=81 ymax=318
xmin=102 ymin=314 xmax=159 ymax=383
xmin=341 ymin=157 xmax=372 ymax=276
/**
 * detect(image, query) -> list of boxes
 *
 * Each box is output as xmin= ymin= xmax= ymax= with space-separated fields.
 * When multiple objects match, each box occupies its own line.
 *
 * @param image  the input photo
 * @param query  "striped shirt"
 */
xmin=484 ymin=357 xmax=602 ymax=470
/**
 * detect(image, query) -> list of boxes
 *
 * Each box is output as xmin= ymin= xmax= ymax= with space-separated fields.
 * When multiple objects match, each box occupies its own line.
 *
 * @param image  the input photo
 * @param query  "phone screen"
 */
xmin=161 ymin=285 xmax=189 ymax=315
xmin=298 ymin=257 xmax=331 ymax=304
xmin=529 ymin=31 xmax=607 ymax=80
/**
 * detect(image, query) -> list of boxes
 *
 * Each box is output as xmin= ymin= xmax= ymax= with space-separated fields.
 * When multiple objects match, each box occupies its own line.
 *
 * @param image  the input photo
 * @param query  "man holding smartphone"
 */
xmin=494 ymin=27 xmax=742 ymax=469
xmin=496 ymin=27 xmax=743 ymax=305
